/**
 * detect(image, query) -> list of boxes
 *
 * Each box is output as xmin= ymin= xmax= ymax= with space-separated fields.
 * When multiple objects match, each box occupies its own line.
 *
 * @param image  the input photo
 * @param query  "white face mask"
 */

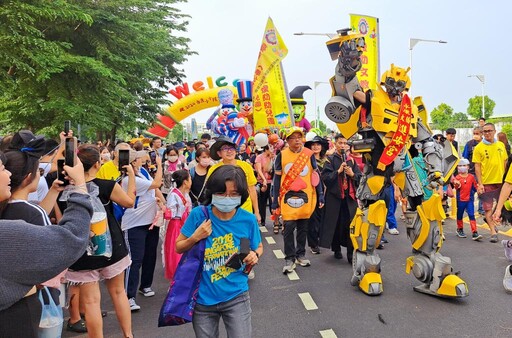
xmin=168 ymin=155 xmax=178 ymax=162
xmin=199 ymin=158 xmax=210 ymax=167
xmin=101 ymin=153 xmax=111 ymax=161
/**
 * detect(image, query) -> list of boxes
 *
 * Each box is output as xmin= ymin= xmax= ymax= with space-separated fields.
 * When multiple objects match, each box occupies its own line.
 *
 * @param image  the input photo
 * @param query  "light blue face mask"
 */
xmin=211 ymin=195 xmax=241 ymax=213
xmin=482 ymin=138 xmax=496 ymax=145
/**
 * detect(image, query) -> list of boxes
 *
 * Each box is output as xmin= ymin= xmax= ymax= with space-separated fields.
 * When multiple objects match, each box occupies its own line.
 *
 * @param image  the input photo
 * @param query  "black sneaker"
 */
xmin=456 ymin=229 xmax=467 ymax=238
xmin=334 ymin=251 xmax=343 ymax=259
xmin=310 ymin=246 xmax=321 ymax=254
xmin=472 ymin=232 xmax=483 ymax=241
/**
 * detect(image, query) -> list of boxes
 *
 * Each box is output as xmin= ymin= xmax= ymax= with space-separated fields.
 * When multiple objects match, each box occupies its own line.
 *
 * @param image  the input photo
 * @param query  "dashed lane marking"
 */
xmin=259 ymin=226 xmax=268 ymax=233
xmin=265 ymin=236 xmax=276 ymax=244
xmin=287 ymin=270 xmax=299 ymax=281
xmin=273 ymin=249 xmax=285 ymax=259
xmin=298 ymin=292 xmax=318 ymax=310
xmin=319 ymin=329 xmax=338 ymax=338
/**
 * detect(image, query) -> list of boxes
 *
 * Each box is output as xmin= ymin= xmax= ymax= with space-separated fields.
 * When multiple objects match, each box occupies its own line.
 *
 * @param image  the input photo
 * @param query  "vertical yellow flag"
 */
xmin=350 ymin=14 xmax=380 ymax=90
xmin=252 ymin=17 xmax=293 ymax=131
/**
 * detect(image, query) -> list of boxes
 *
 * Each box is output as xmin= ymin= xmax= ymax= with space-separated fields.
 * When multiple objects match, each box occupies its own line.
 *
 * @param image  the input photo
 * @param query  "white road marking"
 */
xmin=319 ymin=329 xmax=337 ymax=338
xmin=273 ymin=249 xmax=285 ymax=259
xmin=265 ymin=236 xmax=276 ymax=244
xmin=298 ymin=292 xmax=318 ymax=310
xmin=259 ymin=226 xmax=268 ymax=233
xmin=287 ymin=270 xmax=300 ymax=280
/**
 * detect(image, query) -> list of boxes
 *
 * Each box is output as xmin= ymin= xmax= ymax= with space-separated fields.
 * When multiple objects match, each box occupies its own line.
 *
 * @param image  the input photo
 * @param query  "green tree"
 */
xmin=0 ymin=0 xmax=192 ymax=142
xmin=501 ymin=124 xmax=512 ymax=145
xmin=310 ymin=120 xmax=327 ymax=135
xmin=430 ymin=103 xmax=454 ymax=131
xmin=170 ymin=123 xmax=184 ymax=142
xmin=467 ymin=95 xmax=495 ymax=120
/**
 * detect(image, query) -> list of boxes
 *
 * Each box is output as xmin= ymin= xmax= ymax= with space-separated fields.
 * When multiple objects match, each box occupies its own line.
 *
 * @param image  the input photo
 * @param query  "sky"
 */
xmin=170 ymin=0 xmax=509 ymax=130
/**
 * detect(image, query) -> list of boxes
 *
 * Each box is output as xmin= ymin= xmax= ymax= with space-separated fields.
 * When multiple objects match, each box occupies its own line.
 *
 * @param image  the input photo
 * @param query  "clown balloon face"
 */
xmin=218 ymin=88 xmax=234 ymax=106
xmin=293 ymin=104 xmax=306 ymax=122
xmin=238 ymin=100 xmax=253 ymax=114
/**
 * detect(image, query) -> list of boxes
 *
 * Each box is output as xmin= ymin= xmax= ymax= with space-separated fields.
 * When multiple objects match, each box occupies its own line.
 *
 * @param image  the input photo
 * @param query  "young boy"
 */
xmin=452 ymin=158 xmax=483 ymax=240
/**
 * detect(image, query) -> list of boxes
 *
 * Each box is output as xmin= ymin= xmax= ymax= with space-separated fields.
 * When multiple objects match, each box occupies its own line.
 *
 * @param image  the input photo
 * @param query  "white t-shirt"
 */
xmin=166 ymin=189 xmax=192 ymax=219
xmin=27 ymin=162 xmax=51 ymax=203
xmin=121 ymin=171 xmax=157 ymax=230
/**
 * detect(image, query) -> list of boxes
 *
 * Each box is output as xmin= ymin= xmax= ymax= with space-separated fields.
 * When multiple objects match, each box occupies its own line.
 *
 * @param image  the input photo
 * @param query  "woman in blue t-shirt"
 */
xmin=176 ymin=165 xmax=263 ymax=338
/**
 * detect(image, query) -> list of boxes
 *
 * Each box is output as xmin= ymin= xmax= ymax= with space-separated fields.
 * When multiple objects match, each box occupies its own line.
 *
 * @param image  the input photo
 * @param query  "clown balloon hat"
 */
xmin=236 ymin=80 xmax=253 ymax=103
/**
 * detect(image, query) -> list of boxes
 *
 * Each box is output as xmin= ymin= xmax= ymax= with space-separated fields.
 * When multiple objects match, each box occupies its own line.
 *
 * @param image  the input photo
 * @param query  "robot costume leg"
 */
xmin=349 ymin=200 xmax=387 ymax=296
xmin=404 ymin=194 xmax=468 ymax=298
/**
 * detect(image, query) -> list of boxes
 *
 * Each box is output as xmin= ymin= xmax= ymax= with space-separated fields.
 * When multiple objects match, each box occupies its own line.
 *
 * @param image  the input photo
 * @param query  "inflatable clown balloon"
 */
xmin=290 ymin=85 xmax=312 ymax=132
xmin=236 ymin=80 xmax=254 ymax=136
xmin=211 ymin=88 xmax=250 ymax=146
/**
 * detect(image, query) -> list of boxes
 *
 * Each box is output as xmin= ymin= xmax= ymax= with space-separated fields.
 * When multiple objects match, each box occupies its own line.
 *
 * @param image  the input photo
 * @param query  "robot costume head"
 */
xmin=326 ymin=28 xmax=365 ymax=78
xmin=380 ymin=64 xmax=411 ymax=98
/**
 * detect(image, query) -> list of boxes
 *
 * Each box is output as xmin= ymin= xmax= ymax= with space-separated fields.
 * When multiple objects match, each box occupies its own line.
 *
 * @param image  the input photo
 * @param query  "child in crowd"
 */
xmin=452 ymin=158 xmax=482 ymax=240
xmin=163 ymin=169 xmax=192 ymax=281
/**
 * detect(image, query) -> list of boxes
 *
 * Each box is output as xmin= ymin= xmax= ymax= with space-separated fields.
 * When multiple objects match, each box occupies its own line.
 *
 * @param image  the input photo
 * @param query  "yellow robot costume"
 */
xmin=324 ymin=30 xmax=468 ymax=298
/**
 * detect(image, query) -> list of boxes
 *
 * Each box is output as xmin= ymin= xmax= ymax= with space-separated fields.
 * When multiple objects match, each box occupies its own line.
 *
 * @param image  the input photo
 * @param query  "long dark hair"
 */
xmin=4 ymin=151 xmax=39 ymax=193
xmin=202 ymin=165 xmax=249 ymax=206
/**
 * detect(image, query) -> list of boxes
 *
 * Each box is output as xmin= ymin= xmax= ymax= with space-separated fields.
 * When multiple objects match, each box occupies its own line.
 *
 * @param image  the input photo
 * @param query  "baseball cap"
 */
xmin=129 ymin=149 xmax=147 ymax=163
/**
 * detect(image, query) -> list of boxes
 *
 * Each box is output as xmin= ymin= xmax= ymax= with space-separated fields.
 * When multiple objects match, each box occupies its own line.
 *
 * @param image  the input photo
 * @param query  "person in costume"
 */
xmin=323 ymin=28 xmax=467 ymax=298
xmin=290 ymin=86 xmax=312 ymax=132
xmin=271 ymin=127 xmax=324 ymax=274
xmin=320 ymin=134 xmax=361 ymax=262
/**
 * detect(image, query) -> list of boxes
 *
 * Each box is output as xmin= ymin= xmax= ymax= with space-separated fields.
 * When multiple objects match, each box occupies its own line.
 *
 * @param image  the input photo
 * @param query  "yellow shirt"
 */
xmin=97 ymin=160 xmax=121 ymax=181
xmin=472 ymin=141 xmax=507 ymax=184
xmin=207 ymin=160 xmax=257 ymax=213
xmin=505 ymin=163 xmax=512 ymax=184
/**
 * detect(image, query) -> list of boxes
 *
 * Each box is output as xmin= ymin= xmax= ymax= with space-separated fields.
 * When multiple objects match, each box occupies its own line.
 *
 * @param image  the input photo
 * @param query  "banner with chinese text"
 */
xmin=350 ymin=14 xmax=380 ymax=91
xmin=252 ymin=17 xmax=293 ymax=131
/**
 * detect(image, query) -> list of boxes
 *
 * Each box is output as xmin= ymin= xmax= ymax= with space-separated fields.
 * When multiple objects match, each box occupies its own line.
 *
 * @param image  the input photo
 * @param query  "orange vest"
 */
xmin=279 ymin=147 xmax=316 ymax=221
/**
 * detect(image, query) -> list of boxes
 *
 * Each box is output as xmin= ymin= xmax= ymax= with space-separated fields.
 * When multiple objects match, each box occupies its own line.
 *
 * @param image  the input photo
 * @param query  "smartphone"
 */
xmin=64 ymin=120 xmax=71 ymax=136
xmin=118 ymin=149 xmax=130 ymax=172
xmin=64 ymin=137 xmax=77 ymax=166
xmin=225 ymin=253 xmax=243 ymax=270
xmin=149 ymin=150 xmax=157 ymax=165
xmin=239 ymin=238 xmax=250 ymax=260
xmin=57 ymin=159 xmax=69 ymax=186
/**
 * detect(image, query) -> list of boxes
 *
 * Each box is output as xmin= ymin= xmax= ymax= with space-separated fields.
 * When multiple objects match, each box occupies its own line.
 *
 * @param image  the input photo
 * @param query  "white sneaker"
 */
xmin=295 ymin=257 xmax=311 ymax=267
xmin=248 ymin=269 xmax=255 ymax=279
xmin=129 ymin=298 xmax=140 ymax=311
xmin=388 ymin=228 xmax=399 ymax=235
xmin=504 ymin=265 xmax=512 ymax=293
xmin=138 ymin=287 xmax=155 ymax=297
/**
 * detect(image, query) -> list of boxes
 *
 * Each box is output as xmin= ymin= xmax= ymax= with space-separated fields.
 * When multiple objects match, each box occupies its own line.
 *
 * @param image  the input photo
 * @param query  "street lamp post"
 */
xmin=409 ymin=38 xmax=447 ymax=89
xmin=314 ymin=81 xmax=329 ymax=129
xmin=468 ymin=74 xmax=485 ymax=118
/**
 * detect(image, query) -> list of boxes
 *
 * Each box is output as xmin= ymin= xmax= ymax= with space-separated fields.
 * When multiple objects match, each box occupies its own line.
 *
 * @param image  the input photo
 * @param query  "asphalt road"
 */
xmin=63 ymin=212 xmax=512 ymax=338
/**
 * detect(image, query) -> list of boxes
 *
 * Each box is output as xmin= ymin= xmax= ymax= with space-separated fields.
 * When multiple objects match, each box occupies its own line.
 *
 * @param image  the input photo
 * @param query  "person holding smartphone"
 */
xmin=176 ymin=165 xmax=262 ymax=338
xmin=121 ymin=149 xmax=163 ymax=311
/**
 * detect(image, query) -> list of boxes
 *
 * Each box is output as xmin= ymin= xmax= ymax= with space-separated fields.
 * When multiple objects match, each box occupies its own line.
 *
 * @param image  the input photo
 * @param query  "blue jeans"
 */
xmin=193 ymin=292 xmax=252 ymax=338
xmin=385 ymin=185 xmax=398 ymax=230
xmin=126 ymin=224 xmax=159 ymax=299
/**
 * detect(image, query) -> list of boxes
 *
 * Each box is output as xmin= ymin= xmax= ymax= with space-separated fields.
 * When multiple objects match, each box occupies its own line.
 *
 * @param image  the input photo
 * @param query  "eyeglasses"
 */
xmin=482 ymin=129 xmax=495 ymax=133
xmin=220 ymin=146 xmax=236 ymax=152
xmin=287 ymin=136 xmax=302 ymax=141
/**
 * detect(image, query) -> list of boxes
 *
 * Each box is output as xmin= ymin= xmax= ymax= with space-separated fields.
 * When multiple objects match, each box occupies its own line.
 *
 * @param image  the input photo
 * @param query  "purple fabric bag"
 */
xmin=158 ymin=207 xmax=208 ymax=327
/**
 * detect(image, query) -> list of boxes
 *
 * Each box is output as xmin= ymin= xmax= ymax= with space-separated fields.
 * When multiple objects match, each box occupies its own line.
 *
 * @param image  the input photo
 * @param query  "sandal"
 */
xmin=67 ymin=318 xmax=87 ymax=333
xmin=273 ymin=224 xmax=279 ymax=234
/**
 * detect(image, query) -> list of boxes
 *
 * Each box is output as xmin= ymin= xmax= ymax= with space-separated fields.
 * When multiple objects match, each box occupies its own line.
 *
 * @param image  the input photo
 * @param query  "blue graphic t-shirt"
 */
xmin=181 ymin=205 xmax=261 ymax=306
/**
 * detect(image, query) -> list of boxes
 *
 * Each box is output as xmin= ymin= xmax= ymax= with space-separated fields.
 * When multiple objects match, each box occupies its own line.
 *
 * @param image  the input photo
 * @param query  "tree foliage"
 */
xmin=467 ymin=95 xmax=495 ymax=120
xmin=501 ymin=124 xmax=512 ymax=146
xmin=0 ymin=0 xmax=192 ymax=141
xmin=430 ymin=103 xmax=471 ymax=130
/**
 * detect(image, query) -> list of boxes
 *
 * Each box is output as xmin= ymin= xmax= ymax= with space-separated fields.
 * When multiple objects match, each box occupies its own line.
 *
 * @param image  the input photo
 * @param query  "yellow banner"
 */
xmin=252 ymin=17 xmax=293 ymax=131
xmin=350 ymin=14 xmax=379 ymax=91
